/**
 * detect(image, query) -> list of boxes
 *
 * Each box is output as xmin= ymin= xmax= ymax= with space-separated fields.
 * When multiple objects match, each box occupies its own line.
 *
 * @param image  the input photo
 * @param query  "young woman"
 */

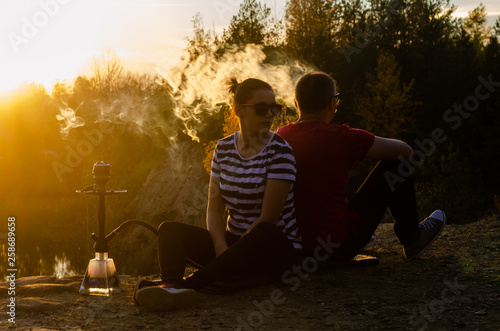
xmin=135 ymin=78 xmax=301 ymax=311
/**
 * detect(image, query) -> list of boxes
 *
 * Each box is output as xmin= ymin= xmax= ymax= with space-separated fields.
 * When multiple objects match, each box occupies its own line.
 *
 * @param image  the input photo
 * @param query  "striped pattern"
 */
xmin=211 ymin=132 xmax=301 ymax=249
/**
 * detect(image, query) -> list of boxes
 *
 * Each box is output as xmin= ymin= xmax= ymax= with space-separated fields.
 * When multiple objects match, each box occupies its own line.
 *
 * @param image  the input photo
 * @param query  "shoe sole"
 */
xmin=133 ymin=278 xmax=160 ymax=304
xmin=407 ymin=211 xmax=446 ymax=258
xmin=135 ymin=286 xmax=196 ymax=312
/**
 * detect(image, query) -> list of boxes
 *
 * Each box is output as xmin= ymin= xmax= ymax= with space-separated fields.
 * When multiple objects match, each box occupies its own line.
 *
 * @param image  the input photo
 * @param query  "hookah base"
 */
xmin=79 ymin=254 xmax=121 ymax=296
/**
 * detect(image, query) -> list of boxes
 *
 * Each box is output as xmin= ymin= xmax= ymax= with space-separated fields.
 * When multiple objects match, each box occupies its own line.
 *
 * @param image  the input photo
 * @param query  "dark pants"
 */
xmin=327 ymin=160 xmax=420 ymax=261
xmin=157 ymin=221 xmax=298 ymax=290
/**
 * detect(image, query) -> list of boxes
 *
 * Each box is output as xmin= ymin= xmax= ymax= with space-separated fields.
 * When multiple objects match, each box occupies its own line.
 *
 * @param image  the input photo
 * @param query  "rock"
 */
xmin=128 ymin=141 xmax=209 ymax=227
xmin=16 ymin=297 xmax=69 ymax=313
xmin=54 ymin=275 xmax=83 ymax=284
xmin=17 ymin=282 xmax=79 ymax=296
xmin=1 ymin=276 xmax=83 ymax=296
xmin=0 ymin=276 xmax=57 ymax=287
xmin=108 ymin=223 xmax=159 ymax=275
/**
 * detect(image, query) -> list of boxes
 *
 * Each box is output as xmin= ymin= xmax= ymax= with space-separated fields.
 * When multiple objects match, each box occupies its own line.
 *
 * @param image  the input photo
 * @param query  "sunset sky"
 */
xmin=0 ymin=0 xmax=499 ymax=93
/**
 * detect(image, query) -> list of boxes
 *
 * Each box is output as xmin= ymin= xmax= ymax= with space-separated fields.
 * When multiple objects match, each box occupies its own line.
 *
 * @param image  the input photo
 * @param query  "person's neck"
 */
xmin=297 ymin=112 xmax=330 ymax=123
xmin=237 ymin=130 xmax=271 ymax=158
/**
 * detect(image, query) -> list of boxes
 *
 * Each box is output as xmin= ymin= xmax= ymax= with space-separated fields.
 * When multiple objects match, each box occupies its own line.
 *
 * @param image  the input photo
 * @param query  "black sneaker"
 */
xmin=135 ymin=284 xmax=196 ymax=312
xmin=134 ymin=278 xmax=161 ymax=304
xmin=403 ymin=210 xmax=446 ymax=258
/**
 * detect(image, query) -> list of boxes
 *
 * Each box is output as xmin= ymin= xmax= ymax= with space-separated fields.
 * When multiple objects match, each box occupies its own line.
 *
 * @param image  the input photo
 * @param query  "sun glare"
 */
xmin=0 ymin=1 xmax=109 ymax=93
xmin=0 ymin=0 xmax=186 ymax=93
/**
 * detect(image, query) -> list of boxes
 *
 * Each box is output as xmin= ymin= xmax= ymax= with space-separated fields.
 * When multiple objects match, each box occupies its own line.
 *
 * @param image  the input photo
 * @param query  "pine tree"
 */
xmin=355 ymin=51 xmax=419 ymax=139
xmin=284 ymin=0 xmax=340 ymax=66
xmin=464 ymin=3 xmax=492 ymax=46
xmin=223 ymin=0 xmax=278 ymax=46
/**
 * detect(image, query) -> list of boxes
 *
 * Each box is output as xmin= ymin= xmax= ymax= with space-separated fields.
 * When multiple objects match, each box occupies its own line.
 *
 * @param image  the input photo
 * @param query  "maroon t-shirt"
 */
xmin=276 ymin=121 xmax=375 ymax=253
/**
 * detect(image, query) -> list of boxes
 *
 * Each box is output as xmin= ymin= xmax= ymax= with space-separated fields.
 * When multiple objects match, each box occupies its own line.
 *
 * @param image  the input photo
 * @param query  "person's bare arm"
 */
xmin=243 ymin=179 xmax=291 ymax=234
xmin=366 ymin=136 xmax=413 ymax=160
xmin=206 ymin=175 xmax=228 ymax=257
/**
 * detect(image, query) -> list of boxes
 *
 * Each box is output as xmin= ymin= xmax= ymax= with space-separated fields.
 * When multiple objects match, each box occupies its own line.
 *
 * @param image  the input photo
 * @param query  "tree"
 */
xmin=355 ymin=51 xmax=419 ymax=139
xmin=464 ymin=3 xmax=493 ymax=46
xmin=495 ymin=17 xmax=500 ymax=36
xmin=88 ymin=47 xmax=125 ymax=92
xmin=51 ymin=82 xmax=72 ymax=104
xmin=415 ymin=144 xmax=483 ymax=223
xmin=223 ymin=0 xmax=277 ymax=46
xmin=185 ymin=13 xmax=221 ymax=62
xmin=394 ymin=0 xmax=458 ymax=129
xmin=284 ymin=0 xmax=341 ymax=67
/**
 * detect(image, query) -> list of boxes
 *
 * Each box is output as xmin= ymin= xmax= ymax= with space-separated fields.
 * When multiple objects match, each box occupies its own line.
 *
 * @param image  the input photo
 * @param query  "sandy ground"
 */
xmin=1 ymin=217 xmax=499 ymax=330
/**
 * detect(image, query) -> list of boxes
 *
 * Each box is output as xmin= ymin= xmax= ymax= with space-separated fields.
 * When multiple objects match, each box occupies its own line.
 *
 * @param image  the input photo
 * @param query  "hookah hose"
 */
xmin=79 ymin=175 xmax=159 ymax=247
xmin=104 ymin=219 xmax=158 ymax=243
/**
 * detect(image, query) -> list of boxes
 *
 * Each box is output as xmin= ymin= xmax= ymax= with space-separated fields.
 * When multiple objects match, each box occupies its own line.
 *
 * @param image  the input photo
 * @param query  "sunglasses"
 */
xmin=239 ymin=102 xmax=283 ymax=116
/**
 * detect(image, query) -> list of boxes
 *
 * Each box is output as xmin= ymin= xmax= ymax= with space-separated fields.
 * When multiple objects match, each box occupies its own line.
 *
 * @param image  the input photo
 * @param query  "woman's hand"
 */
xmin=206 ymin=175 xmax=228 ymax=256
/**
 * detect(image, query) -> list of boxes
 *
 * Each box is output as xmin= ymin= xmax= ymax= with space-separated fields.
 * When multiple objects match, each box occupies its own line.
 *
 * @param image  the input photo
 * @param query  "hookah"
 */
xmin=78 ymin=161 xmax=158 ymax=296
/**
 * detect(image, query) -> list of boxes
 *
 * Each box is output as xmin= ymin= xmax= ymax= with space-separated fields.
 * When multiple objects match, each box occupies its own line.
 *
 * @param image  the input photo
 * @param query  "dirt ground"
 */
xmin=1 ymin=216 xmax=499 ymax=330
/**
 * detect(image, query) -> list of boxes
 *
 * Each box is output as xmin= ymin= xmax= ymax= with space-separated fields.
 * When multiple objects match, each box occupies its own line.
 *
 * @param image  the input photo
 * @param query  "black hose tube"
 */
xmin=105 ymin=219 xmax=158 ymax=243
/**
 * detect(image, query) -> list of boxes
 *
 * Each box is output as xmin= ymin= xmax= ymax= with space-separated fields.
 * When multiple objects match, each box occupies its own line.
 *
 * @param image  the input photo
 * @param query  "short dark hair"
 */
xmin=228 ymin=77 xmax=273 ymax=104
xmin=294 ymin=72 xmax=337 ymax=114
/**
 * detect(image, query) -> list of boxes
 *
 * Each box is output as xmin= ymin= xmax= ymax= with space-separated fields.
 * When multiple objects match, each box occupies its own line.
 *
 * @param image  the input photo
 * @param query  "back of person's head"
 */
xmin=228 ymin=78 xmax=273 ymax=104
xmin=294 ymin=72 xmax=337 ymax=114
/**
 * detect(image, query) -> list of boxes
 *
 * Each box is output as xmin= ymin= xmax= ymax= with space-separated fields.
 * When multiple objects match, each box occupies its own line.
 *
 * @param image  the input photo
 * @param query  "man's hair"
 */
xmin=294 ymin=72 xmax=337 ymax=114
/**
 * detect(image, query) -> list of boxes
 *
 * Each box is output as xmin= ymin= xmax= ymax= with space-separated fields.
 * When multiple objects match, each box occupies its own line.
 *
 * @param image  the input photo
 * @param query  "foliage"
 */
xmin=222 ymin=0 xmax=279 ymax=46
xmin=415 ymin=144 xmax=484 ymax=223
xmin=88 ymin=48 xmax=125 ymax=92
xmin=355 ymin=51 xmax=419 ymax=140
xmin=284 ymin=0 xmax=345 ymax=70
xmin=185 ymin=13 xmax=222 ymax=62
xmin=464 ymin=3 xmax=493 ymax=45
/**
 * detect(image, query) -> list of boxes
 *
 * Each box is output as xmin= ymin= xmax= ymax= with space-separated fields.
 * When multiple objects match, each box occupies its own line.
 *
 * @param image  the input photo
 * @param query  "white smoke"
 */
xmin=96 ymin=92 xmax=152 ymax=135
xmin=56 ymin=106 xmax=85 ymax=138
xmin=161 ymin=44 xmax=312 ymax=141
xmin=55 ymin=44 xmax=312 ymax=142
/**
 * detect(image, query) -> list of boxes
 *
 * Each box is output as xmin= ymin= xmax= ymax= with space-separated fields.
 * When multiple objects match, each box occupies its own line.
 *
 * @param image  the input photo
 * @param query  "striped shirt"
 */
xmin=211 ymin=132 xmax=301 ymax=250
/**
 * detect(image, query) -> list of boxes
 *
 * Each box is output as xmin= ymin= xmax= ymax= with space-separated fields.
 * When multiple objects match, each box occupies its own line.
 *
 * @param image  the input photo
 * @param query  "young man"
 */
xmin=276 ymin=71 xmax=445 ymax=261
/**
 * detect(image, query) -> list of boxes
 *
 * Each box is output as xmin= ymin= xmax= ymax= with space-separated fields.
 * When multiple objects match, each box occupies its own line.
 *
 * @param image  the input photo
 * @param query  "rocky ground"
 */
xmin=1 ymin=216 xmax=499 ymax=330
